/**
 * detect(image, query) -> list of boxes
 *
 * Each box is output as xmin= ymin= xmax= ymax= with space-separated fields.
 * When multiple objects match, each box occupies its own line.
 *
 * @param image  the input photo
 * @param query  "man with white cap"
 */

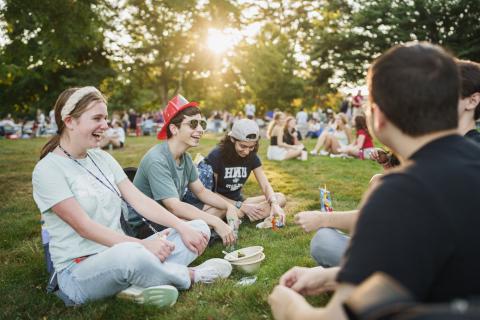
xmin=185 ymin=119 xmax=287 ymax=224
xmin=128 ymin=95 xmax=239 ymax=247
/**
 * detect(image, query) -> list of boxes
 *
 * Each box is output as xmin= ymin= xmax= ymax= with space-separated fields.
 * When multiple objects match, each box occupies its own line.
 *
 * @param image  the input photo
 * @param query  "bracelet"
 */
xmin=235 ymin=200 xmax=243 ymax=209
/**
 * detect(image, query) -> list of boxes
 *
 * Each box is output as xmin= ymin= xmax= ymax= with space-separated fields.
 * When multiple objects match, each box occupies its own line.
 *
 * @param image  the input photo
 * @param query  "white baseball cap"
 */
xmin=228 ymin=119 xmax=260 ymax=142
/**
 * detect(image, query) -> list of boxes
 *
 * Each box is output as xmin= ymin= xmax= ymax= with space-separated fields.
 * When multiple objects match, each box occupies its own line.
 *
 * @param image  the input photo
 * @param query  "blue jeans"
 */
xmin=58 ymin=219 xmax=210 ymax=304
xmin=310 ymin=228 xmax=350 ymax=267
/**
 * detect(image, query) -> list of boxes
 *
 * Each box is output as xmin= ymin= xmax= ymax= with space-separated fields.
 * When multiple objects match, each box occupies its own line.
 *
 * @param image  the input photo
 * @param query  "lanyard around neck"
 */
xmin=58 ymin=145 xmax=120 ymax=198
xmin=58 ymin=145 xmax=160 ymax=235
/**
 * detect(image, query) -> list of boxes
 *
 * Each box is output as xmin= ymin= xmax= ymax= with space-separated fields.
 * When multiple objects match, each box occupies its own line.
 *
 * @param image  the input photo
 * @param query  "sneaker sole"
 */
xmin=117 ymin=285 xmax=179 ymax=308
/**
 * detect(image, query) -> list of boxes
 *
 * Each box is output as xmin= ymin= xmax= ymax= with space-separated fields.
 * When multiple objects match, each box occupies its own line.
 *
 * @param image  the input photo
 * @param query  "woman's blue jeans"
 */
xmin=57 ymin=219 xmax=210 ymax=304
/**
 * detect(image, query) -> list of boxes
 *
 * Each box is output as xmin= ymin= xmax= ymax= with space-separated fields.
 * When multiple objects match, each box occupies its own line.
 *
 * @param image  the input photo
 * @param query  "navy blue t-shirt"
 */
xmin=206 ymin=147 xmax=262 ymax=201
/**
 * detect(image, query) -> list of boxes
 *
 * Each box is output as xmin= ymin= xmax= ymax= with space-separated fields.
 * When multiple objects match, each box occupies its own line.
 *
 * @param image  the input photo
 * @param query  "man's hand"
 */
xmin=370 ymin=148 xmax=392 ymax=169
xmin=226 ymin=204 xmax=241 ymax=221
xmin=241 ymin=203 xmax=266 ymax=221
xmin=268 ymin=285 xmax=313 ymax=320
xmin=213 ymin=218 xmax=236 ymax=246
xmin=294 ymin=211 xmax=328 ymax=232
xmin=280 ymin=266 xmax=337 ymax=296
xmin=177 ymin=223 xmax=209 ymax=255
xmin=270 ymin=203 xmax=286 ymax=225
xmin=141 ymin=233 xmax=175 ymax=262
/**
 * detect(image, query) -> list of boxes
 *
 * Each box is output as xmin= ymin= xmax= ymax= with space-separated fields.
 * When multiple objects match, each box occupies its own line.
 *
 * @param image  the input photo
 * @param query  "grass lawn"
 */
xmin=0 ymin=134 xmax=381 ymax=319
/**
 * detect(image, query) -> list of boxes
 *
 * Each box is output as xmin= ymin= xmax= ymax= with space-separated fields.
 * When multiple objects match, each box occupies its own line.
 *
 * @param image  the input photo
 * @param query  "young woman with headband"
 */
xmin=32 ymin=87 xmax=231 ymax=306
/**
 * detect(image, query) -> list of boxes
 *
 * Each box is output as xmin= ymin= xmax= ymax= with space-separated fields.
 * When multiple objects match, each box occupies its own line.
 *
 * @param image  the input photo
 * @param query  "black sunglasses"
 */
xmin=182 ymin=119 xmax=207 ymax=130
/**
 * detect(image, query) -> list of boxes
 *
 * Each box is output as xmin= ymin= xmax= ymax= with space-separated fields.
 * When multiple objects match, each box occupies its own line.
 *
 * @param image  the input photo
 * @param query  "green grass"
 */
xmin=0 ymin=134 xmax=381 ymax=319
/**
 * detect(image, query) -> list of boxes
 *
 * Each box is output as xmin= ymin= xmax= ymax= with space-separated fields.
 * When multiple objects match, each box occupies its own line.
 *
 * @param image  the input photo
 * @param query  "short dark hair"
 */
xmin=457 ymin=59 xmax=480 ymax=120
xmin=368 ymin=42 xmax=459 ymax=136
xmin=166 ymin=106 xmax=201 ymax=138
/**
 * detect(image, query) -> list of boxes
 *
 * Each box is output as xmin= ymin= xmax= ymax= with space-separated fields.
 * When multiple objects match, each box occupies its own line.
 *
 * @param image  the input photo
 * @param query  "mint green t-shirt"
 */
xmin=32 ymin=149 xmax=127 ymax=271
xmin=133 ymin=142 xmax=198 ymax=203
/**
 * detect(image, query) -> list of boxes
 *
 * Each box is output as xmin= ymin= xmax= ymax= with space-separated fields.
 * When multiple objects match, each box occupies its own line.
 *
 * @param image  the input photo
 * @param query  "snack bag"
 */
xmin=319 ymin=185 xmax=333 ymax=212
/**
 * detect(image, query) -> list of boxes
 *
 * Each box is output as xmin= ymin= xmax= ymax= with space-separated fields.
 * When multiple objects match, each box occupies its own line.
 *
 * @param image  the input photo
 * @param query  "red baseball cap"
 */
xmin=157 ymin=95 xmax=199 ymax=140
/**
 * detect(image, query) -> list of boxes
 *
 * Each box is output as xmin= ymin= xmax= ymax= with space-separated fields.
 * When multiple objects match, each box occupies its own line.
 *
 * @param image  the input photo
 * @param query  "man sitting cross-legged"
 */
xmin=269 ymin=42 xmax=480 ymax=319
xmin=127 ymin=95 xmax=240 ymax=247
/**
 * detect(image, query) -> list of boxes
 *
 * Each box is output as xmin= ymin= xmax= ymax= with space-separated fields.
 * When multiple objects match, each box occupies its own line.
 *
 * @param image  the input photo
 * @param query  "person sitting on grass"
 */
xmin=457 ymin=59 xmax=480 ymax=142
xmin=339 ymin=115 xmax=375 ymax=159
xmin=266 ymin=112 xmax=303 ymax=161
xmin=283 ymin=116 xmax=305 ymax=149
xmin=185 ymin=119 xmax=286 ymax=224
xmin=99 ymin=120 xmax=125 ymax=149
xmin=310 ymin=113 xmax=352 ymax=156
xmin=268 ymin=42 xmax=480 ymax=319
xmin=128 ymin=95 xmax=240 ymax=246
xmin=32 ymin=87 xmax=232 ymax=307
xmin=296 ymin=58 xmax=480 ymax=269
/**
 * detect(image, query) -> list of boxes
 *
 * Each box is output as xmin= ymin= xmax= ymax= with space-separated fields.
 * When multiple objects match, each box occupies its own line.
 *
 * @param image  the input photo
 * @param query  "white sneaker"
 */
xmin=193 ymin=258 xmax=232 ymax=284
xmin=319 ymin=150 xmax=329 ymax=156
xmin=330 ymin=153 xmax=351 ymax=159
xmin=117 ymin=285 xmax=179 ymax=307
xmin=309 ymin=150 xmax=318 ymax=155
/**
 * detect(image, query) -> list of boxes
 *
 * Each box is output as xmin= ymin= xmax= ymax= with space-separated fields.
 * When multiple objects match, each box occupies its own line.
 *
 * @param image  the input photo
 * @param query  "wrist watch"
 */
xmin=235 ymin=200 xmax=243 ymax=209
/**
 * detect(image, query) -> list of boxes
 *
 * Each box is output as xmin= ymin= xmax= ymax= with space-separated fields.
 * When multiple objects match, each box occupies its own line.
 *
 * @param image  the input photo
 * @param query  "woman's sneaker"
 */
xmin=193 ymin=258 xmax=232 ymax=284
xmin=319 ymin=150 xmax=330 ymax=156
xmin=117 ymin=285 xmax=179 ymax=307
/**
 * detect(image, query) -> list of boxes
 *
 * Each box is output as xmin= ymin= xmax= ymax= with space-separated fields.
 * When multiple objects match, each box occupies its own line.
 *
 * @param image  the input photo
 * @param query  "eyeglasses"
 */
xmin=182 ymin=119 xmax=207 ymax=130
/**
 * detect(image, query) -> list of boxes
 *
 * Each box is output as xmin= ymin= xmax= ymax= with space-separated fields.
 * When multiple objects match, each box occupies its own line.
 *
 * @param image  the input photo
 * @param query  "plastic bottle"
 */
xmin=227 ymin=217 xmax=238 ymax=252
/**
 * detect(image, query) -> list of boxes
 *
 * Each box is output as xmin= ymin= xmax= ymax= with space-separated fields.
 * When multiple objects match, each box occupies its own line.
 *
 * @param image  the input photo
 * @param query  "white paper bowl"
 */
xmin=231 ymin=252 xmax=265 ymax=274
xmin=223 ymin=246 xmax=264 ymax=263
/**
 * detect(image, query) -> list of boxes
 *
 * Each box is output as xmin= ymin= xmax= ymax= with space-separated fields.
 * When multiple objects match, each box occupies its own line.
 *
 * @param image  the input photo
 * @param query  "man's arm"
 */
xmin=162 ymin=196 xmax=236 ymax=246
xmin=188 ymin=179 xmax=242 ymax=218
xmin=295 ymin=210 xmax=359 ymax=233
xmin=269 ymin=283 xmax=355 ymax=320
xmin=162 ymin=196 xmax=223 ymax=228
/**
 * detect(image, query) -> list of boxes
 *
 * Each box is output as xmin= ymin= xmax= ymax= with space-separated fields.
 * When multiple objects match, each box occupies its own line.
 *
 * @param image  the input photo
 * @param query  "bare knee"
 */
xmin=275 ymin=192 xmax=286 ymax=207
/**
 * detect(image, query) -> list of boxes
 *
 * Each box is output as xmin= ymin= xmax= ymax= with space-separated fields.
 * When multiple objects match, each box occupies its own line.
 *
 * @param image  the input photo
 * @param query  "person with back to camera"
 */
xmin=457 ymin=59 xmax=480 ymax=143
xmin=295 ymin=58 xmax=480 ymax=270
xmin=32 ymin=87 xmax=232 ymax=307
xmin=184 ymin=118 xmax=287 ymax=224
xmin=268 ymin=42 xmax=480 ymax=319
xmin=266 ymin=112 xmax=303 ymax=161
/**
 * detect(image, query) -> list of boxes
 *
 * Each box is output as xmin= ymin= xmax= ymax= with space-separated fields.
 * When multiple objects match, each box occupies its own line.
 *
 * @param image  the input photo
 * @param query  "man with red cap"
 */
xmin=129 ymin=95 xmax=239 ymax=247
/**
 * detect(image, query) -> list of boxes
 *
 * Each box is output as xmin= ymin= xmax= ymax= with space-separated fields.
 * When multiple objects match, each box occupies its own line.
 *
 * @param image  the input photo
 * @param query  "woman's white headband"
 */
xmin=61 ymin=86 xmax=101 ymax=120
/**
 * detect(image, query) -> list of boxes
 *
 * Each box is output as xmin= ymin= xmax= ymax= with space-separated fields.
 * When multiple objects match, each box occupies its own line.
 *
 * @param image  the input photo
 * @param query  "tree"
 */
xmin=234 ymin=23 xmax=304 ymax=114
xmin=310 ymin=0 xmax=480 ymax=86
xmin=0 ymin=0 xmax=115 ymax=117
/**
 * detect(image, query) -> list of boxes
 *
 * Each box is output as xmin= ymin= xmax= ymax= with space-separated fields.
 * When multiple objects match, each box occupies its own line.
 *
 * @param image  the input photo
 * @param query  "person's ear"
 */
xmin=63 ymin=116 xmax=75 ymax=130
xmin=374 ymin=104 xmax=388 ymax=131
xmin=169 ymin=123 xmax=178 ymax=136
xmin=467 ymin=92 xmax=480 ymax=111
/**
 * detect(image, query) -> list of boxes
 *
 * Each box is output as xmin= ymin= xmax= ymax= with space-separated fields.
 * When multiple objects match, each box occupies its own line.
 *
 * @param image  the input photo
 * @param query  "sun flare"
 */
xmin=207 ymin=28 xmax=234 ymax=54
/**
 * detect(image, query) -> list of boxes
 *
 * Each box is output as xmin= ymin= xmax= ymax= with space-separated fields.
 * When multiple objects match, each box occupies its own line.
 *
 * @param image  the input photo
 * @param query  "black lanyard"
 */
xmin=58 ymin=145 xmax=159 ymax=234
